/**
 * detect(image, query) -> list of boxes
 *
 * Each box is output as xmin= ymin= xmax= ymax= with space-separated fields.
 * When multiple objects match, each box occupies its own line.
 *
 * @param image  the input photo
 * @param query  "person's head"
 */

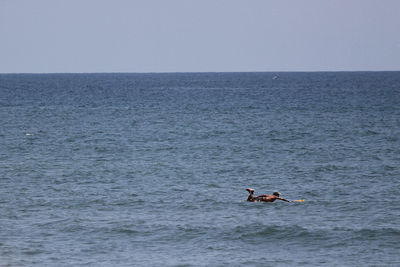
xmin=246 ymin=188 xmax=255 ymax=194
xmin=272 ymin=191 xmax=280 ymax=196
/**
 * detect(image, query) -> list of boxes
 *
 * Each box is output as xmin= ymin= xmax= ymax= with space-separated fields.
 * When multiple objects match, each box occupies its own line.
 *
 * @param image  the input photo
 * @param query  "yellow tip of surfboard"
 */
xmin=293 ymin=199 xmax=305 ymax=202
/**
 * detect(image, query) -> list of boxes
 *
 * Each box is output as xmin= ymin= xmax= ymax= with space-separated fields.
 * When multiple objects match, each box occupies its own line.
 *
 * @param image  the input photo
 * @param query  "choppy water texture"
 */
xmin=1 ymin=72 xmax=400 ymax=266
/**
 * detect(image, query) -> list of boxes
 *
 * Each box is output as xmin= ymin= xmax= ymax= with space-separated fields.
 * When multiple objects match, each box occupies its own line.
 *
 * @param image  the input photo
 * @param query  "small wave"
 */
xmin=61 ymin=224 xmax=87 ymax=233
xmin=331 ymin=226 xmax=400 ymax=237
xmin=87 ymin=225 xmax=139 ymax=236
xmin=112 ymin=228 xmax=138 ymax=235
xmin=314 ymin=164 xmax=340 ymax=172
xmin=363 ymin=129 xmax=379 ymax=136
xmin=236 ymin=224 xmax=400 ymax=242
xmin=206 ymin=183 xmax=222 ymax=188
xmin=171 ymin=186 xmax=186 ymax=192
xmin=225 ymin=224 xmax=329 ymax=243
xmin=154 ymin=224 xmax=214 ymax=242
xmin=35 ymin=218 xmax=70 ymax=227
xmin=23 ymin=249 xmax=44 ymax=255
xmin=241 ymin=224 xmax=310 ymax=237
xmin=355 ymin=227 xmax=400 ymax=238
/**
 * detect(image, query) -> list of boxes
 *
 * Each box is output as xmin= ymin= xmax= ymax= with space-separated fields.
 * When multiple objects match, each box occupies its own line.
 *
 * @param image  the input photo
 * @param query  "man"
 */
xmin=246 ymin=188 xmax=290 ymax=202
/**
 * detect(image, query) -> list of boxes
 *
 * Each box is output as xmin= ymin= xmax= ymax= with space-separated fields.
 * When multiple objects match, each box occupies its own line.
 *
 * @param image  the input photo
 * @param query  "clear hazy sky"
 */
xmin=1 ymin=0 xmax=400 ymax=73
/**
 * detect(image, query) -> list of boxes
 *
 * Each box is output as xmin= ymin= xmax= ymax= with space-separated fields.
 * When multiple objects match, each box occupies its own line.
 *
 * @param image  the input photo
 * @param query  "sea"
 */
xmin=1 ymin=72 xmax=399 ymax=266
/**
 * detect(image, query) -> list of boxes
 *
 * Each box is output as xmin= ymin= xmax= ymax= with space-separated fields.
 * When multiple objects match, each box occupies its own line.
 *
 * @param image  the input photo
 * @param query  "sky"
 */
xmin=1 ymin=0 xmax=400 ymax=73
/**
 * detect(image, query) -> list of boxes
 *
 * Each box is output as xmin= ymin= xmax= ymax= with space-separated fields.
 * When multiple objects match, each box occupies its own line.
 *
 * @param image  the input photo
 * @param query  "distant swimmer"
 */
xmin=246 ymin=188 xmax=290 ymax=202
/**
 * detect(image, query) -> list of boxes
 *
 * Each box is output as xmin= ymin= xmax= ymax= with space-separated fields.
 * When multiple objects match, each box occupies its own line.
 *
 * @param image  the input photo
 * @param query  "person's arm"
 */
xmin=277 ymin=197 xmax=290 ymax=202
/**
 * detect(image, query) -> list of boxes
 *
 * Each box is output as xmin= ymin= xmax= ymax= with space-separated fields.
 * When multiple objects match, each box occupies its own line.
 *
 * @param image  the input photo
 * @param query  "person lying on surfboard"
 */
xmin=246 ymin=188 xmax=290 ymax=202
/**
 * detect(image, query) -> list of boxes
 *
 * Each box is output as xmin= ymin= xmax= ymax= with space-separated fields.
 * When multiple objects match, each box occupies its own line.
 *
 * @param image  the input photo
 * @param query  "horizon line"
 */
xmin=1 ymin=70 xmax=400 ymax=75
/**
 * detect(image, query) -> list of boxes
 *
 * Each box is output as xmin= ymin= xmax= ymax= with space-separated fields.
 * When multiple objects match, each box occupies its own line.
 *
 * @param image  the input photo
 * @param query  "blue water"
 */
xmin=1 ymin=72 xmax=400 ymax=266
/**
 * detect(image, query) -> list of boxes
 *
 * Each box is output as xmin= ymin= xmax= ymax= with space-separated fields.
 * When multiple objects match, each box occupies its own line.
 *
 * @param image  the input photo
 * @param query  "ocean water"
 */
xmin=1 ymin=72 xmax=400 ymax=266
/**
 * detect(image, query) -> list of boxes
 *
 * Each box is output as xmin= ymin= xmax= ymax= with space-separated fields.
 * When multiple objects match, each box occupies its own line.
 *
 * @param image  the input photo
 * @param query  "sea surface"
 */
xmin=1 ymin=72 xmax=400 ymax=266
